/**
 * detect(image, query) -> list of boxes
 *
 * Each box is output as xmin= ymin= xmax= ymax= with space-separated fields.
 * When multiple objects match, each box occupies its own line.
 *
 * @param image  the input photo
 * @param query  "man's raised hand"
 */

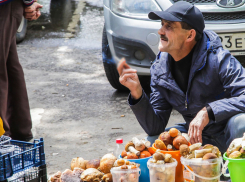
xmin=24 ymin=2 xmax=43 ymax=21
xmin=117 ymin=58 xmax=142 ymax=99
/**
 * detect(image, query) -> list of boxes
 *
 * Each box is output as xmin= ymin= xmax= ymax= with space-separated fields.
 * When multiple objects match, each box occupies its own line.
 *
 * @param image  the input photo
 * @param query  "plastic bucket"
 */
xmin=110 ymin=167 xmax=140 ymax=182
xmin=119 ymin=155 xmax=151 ymax=182
xmin=181 ymin=156 xmax=222 ymax=182
xmin=223 ymin=152 xmax=245 ymax=182
xmin=0 ymin=145 xmax=15 ymax=155
xmin=0 ymin=136 xmax=11 ymax=145
xmin=147 ymin=158 xmax=177 ymax=182
xmin=152 ymin=143 xmax=190 ymax=182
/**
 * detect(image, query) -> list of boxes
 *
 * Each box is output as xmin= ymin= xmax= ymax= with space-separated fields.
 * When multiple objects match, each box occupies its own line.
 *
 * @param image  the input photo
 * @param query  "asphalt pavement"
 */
xmin=17 ymin=0 xmax=186 ymax=177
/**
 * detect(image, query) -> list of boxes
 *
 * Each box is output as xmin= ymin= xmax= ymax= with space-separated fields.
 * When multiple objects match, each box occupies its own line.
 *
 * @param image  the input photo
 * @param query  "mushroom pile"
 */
xmin=153 ymin=128 xmax=189 ymax=151
xmin=121 ymin=137 xmax=153 ymax=159
xmin=179 ymin=143 xmax=221 ymax=159
xmin=113 ymin=159 xmax=140 ymax=169
xmin=49 ymin=153 xmax=117 ymax=182
xmin=49 ymin=154 xmax=141 ymax=182
xmin=150 ymin=151 xmax=175 ymax=164
xmin=226 ymin=133 xmax=245 ymax=159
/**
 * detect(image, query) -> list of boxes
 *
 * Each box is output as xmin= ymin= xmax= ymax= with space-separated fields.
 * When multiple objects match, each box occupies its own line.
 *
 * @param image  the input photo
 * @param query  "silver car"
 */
xmin=102 ymin=0 xmax=245 ymax=90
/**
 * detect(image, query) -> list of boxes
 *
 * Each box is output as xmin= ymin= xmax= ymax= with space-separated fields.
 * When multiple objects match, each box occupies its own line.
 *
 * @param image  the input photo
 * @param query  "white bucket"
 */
xmin=147 ymin=158 xmax=177 ymax=182
xmin=0 ymin=145 xmax=15 ymax=155
xmin=181 ymin=156 xmax=222 ymax=182
xmin=110 ymin=167 xmax=140 ymax=182
xmin=0 ymin=135 xmax=11 ymax=145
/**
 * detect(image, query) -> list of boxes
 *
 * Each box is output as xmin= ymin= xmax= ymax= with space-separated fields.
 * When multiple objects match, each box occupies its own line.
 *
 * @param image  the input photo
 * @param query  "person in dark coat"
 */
xmin=0 ymin=0 xmax=42 ymax=140
xmin=117 ymin=1 xmax=245 ymax=153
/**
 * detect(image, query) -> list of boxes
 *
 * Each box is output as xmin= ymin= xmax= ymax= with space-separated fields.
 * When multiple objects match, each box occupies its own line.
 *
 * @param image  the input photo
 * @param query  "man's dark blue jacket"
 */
xmin=129 ymin=30 xmax=245 ymax=136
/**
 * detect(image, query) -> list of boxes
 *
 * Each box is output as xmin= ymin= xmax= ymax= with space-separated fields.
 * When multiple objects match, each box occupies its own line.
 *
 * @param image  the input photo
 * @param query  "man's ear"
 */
xmin=187 ymin=29 xmax=196 ymax=42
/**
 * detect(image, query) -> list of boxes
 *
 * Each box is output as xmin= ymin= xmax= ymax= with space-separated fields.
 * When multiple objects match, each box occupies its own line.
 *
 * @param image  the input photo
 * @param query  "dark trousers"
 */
xmin=147 ymin=113 xmax=245 ymax=153
xmin=0 ymin=0 xmax=32 ymax=140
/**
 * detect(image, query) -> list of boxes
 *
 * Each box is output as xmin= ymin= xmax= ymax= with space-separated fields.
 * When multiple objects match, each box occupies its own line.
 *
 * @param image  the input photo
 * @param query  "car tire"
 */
xmin=102 ymin=24 xmax=128 ymax=91
xmin=16 ymin=16 xmax=27 ymax=43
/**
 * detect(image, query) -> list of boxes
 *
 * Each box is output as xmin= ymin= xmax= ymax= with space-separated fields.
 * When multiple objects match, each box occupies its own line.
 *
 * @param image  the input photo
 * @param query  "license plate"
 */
xmin=218 ymin=33 xmax=245 ymax=56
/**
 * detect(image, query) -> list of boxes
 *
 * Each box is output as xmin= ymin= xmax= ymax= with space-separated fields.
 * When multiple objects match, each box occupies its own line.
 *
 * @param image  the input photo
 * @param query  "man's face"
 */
xmin=158 ymin=20 xmax=190 ymax=54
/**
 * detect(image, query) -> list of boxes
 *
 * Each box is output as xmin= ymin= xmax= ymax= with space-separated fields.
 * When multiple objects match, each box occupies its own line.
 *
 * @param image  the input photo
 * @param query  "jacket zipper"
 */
xmin=184 ymin=40 xmax=213 ymax=110
xmin=185 ymin=58 xmax=207 ymax=109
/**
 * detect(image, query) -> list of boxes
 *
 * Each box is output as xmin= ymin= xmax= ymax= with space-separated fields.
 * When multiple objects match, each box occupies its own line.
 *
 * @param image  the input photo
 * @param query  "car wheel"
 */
xmin=16 ymin=16 xmax=27 ymax=43
xmin=102 ymin=24 xmax=128 ymax=91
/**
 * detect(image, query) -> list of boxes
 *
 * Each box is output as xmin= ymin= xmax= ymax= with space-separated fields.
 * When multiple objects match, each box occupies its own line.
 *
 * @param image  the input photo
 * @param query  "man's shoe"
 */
xmin=220 ymin=174 xmax=230 ymax=181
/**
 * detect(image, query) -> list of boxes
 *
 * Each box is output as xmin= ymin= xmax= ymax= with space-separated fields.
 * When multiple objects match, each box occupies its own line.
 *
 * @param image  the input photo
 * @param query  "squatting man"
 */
xmin=117 ymin=1 xmax=245 ymax=153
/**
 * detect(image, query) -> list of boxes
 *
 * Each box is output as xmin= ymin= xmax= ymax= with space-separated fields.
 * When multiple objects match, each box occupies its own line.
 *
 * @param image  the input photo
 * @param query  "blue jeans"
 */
xmin=147 ymin=113 xmax=245 ymax=153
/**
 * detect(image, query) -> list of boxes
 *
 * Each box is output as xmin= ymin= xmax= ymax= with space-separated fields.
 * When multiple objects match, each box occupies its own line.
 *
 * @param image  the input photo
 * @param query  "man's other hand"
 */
xmin=188 ymin=107 xmax=209 ymax=144
xmin=24 ymin=2 xmax=43 ymax=21
xmin=117 ymin=58 xmax=142 ymax=99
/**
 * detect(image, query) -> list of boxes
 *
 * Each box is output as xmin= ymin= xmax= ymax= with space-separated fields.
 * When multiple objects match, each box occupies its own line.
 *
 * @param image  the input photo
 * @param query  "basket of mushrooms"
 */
xmin=110 ymin=159 xmax=140 ymax=182
xmin=150 ymin=128 xmax=191 ymax=182
xmin=179 ymin=143 xmax=222 ymax=182
xmin=120 ymin=137 xmax=153 ymax=182
xmin=147 ymin=151 xmax=177 ymax=182
xmin=222 ymin=133 xmax=245 ymax=182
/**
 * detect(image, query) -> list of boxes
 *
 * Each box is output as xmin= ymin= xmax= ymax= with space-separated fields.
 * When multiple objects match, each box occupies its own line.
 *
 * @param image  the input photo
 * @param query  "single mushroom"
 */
xmin=173 ymin=136 xmax=188 ymax=150
xmin=189 ymin=143 xmax=202 ymax=152
xmin=61 ymin=169 xmax=82 ymax=182
xmin=132 ymin=137 xmax=146 ymax=151
xmin=202 ymin=153 xmax=217 ymax=160
xmin=159 ymin=132 xmax=173 ymax=146
xmin=141 ymin=139 xmax=151 ymax=148
xmin=155 ymin=139 xmax=167 ymax=150
xmin=127 ymin=153 xmax=139 ymax=159
xmin=114 ymin=159 xmax=126 ymax=167
xmin=70 ymin=157 xmax=88 ymax=170
xmin=164 ymin=154 xmax=173 ymax=163
xmin=229 ymin=151 xmax=242 ymax=159
xmin=203 ymin=144 xmax=214 ymax=149
xmin=179 ymin=144 xmax=190 ymax=157
xmin=86 ymin=159 xmax=100 ymax=169
xmin=121 ymin=150 xmax=127 ymax=158
xmin=49 ymin=171 xmax=62 ymax=182
xmin=167 ymin=144 xmax=173 ymax=151
xmin=125 ymin=142 xmax=140 ymax=156
xmin=187 ymin=152 xmax=195 ymax=159
xmin=153 ymin=152 xmax=165 ymax=161
xmin=102 ymin=173 xmax=112 ymax=182
xmin=212 ymin=146 xmax=221 ymax=157
xmin=195 ymin=148 xmax=212 ymax=158
xmin=99 ymin=153 xmax=117 ymax=174
xmin=80 ymin=168 xmax=103 ymax=182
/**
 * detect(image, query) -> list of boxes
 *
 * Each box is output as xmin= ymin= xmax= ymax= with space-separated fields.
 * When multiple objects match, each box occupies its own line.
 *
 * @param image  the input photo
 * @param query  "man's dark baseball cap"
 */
xmin=148 ymin=1 xmax=205 ymax=34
